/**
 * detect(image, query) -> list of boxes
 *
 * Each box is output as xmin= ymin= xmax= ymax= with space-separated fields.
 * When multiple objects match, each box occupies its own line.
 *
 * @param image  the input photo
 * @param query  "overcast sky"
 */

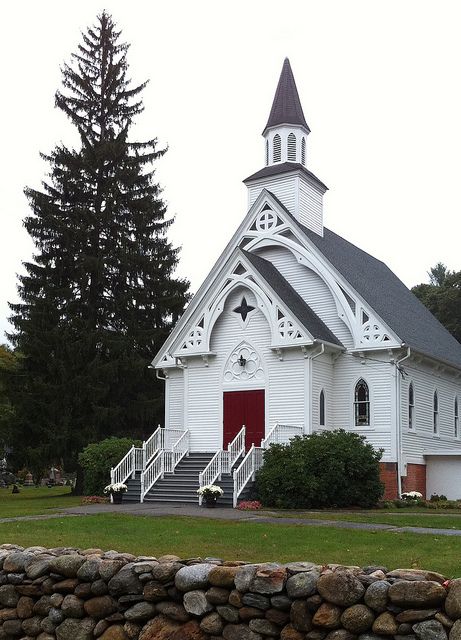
xmin=1 ymin=0 xmax=461 ymax=342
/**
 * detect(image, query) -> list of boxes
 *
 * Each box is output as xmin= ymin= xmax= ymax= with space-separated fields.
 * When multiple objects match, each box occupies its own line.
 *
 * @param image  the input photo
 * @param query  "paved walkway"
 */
xmin=46 ymin=502 xmax=461 ymax=537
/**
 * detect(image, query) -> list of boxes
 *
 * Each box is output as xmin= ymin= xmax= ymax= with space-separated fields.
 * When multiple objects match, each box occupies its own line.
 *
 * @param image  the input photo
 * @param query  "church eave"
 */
xmin=243 ymin=162 xmax=328 ymax=193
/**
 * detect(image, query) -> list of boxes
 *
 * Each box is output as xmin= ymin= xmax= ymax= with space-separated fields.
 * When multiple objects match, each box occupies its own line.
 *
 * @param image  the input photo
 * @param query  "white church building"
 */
xmin=115 ymin=59 xmax=461 ymax=505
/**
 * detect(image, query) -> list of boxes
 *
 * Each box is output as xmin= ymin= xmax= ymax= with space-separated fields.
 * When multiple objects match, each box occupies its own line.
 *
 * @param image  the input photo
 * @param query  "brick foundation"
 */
xmin=402 ymin=463 xmax=427 ymax=499
xmin=379 ymin=462 xmax=398 ymax=500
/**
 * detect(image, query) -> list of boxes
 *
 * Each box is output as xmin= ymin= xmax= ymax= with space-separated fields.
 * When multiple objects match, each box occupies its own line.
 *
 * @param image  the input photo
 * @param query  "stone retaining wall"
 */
xmin=0 ymin=544 xmax=460 ymax=640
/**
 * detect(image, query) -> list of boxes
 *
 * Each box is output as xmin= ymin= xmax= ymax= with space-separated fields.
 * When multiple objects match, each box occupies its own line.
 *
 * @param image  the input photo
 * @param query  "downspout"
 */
xmin=395 ymin=346 xmax=411 ymax=497
xmin=307 ymin=344 xmax=325 ymax=433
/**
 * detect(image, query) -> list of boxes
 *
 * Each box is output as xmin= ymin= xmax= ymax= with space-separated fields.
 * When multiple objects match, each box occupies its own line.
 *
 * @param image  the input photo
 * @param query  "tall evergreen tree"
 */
xmin=8 ymin=13 xmax=189 ymax=486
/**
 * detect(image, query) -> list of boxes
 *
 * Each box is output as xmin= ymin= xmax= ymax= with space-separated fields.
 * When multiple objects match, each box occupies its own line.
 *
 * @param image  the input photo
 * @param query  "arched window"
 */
xmin=408 ymin=382 xmax=415 ymax=429
xmin=433 ymin=390 xmax=439 ymax=434
xmin=320 ymin=390 xmax=325 ymax=426
xmin=273 ymin=134 xmax=281 ymax=162
xmin=265 ymin=140 xmax=269 ymax=166
xmin=354 ymin=379 xmax=370 ymax=426
xmin=301 ymin=137 xmax=306 ymax=164
xmin=287 ymin=133 xmax=296 ymax=161
xmin=455 ymin=397 xmax=459 ymax=438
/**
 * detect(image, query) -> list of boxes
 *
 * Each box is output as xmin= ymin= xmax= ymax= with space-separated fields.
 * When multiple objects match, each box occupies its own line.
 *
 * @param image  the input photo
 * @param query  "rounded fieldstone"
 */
xmin=364 ymin=581 xmax=391 ymax=612
xmin=266 ymin=608 xmax=290 ymax=626
xmin=235 ymin=565 xmax=258 ymax=592
xmin=49 ymin=554 xmax=86 ymax=577
xmin=396 ymin=609 xmax=439 ymax=623
xmin=446 ymin=580 xmax=461 ymax=620
xmin=200 ymin=612 xmax=224 ymax=635
xmin=99 ymin=625 xmax=129 ymax=640
xmin=108 ymin=565 xmax=143 ymax=596
xmin=312 ymin=603 xmax=342 ymax=629
xmin=222 ymin=623 xmax=263 ymax=640
xmin=41 ymin=616 xmax=58 ymax=634
xmin=99 ymin=560 xmax=126 ymax=581
xmin=389 ymin=581 xmax=447 ymax=608
xmin=372 ymin=611 xmax=399 ymax=635
xmin=290 ymin=599 xmax=313 ymax=632
xmin=139 ymin=615 xmax=181 ymax=640
xmin=21 ymin=616 xmax=43 ymax=636
xmin=77 ymin=559 xmax=101 ymax=582
xmin=242 ymin=592 xmax=271 ymax=610
xmin=61 ymin=594 xmax=85 ymax=618
xmin=285 ymin=561 xmax=318 ymax=573
xmin=209 ymin=565 xmax=239 ymax=588
xmin=239 ymin=606 xmax=265 ymax=621
xmin=183 ymin=590 xmax=214 ymax=616
xmin=387 ymin=569 xmax=446 ymax=583
xmin=53 ymin=577 xmax=80 ymax=593
xmin=206 ymin=586 xmax=230 ymax=604
xmin=450 ymin=619 xmax=461 ymax=639
xmin=229 ymin=589 xmax=244 ymax=607
xmin=249 ymin=618 xmax=281 ymax=636
xmin=175 ymin=563 xmax=215 ymax=592
xmin=435 ymin=612 xmax=454 ymax=628
xmin=341 ymin=604 xmax=375 ymax=633
xmin=124 ymin=621 xmax=142 ymax=639
xmin=413 ymin=619 xmax=448 ymax=640
xmin=16 ymin=595 xmax=34 ymax=618
xmin=25 ymin=555 xmax=53 ymax=579
xmin=2 ymin=619 xmax=22 ymax=636
xmin=249 ymin=564 xmax=287 ymax=595
xmin=317 ymin=571 xmax=365 ymax=607
xmin=0 ymin=584 xmax=19 ymax=607
xmin=83 ymin=595 xmax=118 ymax=619
xmin=55 ymin=617 xmax=96 ymax=640
xmin=33 ymin=595 xmax=53 ymax=616
xmin=3 ymin=552 xmax=34 ymax=573
xmin=325 ymin=631 xmax=356 ymax=640
xmin=216 ymin=604 xmax=240 ymax=622
xmin=49 ymin=607 xmax=65 ymax=624
xmin=124 ymin=602 xmax=157 ymax=621
xmin=280 ymin=623 xmax=305 ymax=640
xmin=91 ymin=579 xmax=109 ymax=595
xmin=271 ymin=594 xmax=292 ymax=611
xmin=143 ymin=581 xmax=168 ymax=602
xmin=286 ymin=571 xmax=319 ymax=598
xmin=155 ymin=601 xmax=190 ymax=622
xmin=151 ymin=562 xmax=183 ymax=583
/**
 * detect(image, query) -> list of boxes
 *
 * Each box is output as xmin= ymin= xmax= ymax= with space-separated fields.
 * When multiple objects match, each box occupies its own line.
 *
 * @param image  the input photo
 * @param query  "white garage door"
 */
xmin=426 ymin=456 xmax=461 ymax=500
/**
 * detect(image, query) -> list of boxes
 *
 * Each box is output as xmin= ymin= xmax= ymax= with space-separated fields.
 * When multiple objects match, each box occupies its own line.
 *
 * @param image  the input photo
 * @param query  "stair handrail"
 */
xmin=228 ymin=425 xmax=246 ymax=468
xmin=111 ymin=445 xmax=135 ymax=488
xmin=198 ymin=451 xmax=222 ymax=505
xmin=140 ymin=450 xmax=164 ymax=503
xmin=233 ymin=445 xmax=264 ymax=507
xmin=261 ymin=423 xmax=303 ymax=449
xmin=171 ymin=429 xmax=190 ymax=469
xmin=144 ymin=426 xmax=163 ymax=467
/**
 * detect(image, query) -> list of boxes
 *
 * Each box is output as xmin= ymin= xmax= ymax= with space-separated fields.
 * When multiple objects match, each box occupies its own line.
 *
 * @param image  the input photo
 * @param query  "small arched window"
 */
xmin=408 ymin=382 xmax=415 ymax=429
xmin=301 ymin=137 xmax=306 ymax=165
xmin=455 ymin=397 xmax=459 ymax=438
xmin=265 ymin=140 xmax=269 ymax=166
xmin=433 ymin=390 xmax=439 ymax=434
xmin=273 ymin=134 xmax=281 ymax=162
xmin=287 ymin=133 xmax=296 ymax=161
xmin=320 ymin=390 xmax=325 ymax=426
xmin=354 ymin=379 xmax=370 ymax=426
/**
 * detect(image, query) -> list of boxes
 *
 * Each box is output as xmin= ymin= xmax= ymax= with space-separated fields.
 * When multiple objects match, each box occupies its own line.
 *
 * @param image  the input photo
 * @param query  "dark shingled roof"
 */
xmin=243 ymin=162 xmax=328 ymax=192
xmin=288 ymin=216 xmax=461 ymax=369
xmin=263 ymin=58 xmax=310 ymax=135
xmin=242 ymin=249 xmax=343 ymax=348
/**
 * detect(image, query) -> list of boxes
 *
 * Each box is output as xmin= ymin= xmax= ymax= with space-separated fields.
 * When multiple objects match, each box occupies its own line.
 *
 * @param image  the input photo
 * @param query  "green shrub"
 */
xmin=78 ymin=437 xmax=141 ymax=495
xmin=255 ymin=429 xmax=383 ymax=509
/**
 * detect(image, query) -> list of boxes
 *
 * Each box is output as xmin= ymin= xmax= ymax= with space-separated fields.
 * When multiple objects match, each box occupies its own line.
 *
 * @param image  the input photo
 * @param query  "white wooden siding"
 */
xmin=248 ymin=176 xmax=297 ymax=214
xmin=267 ymin=350 xmax=306 ymax=428
xmin=332 ymin=353 xmax=395 ymax=461
xmin=400 ymin=361 xmax=461 ymax=464
xmin=299 ymin=175 xmax=323 ymax=236
xmin=166 ymin=369 xmax=184 ymax=429
xmin=256 ymin=246 xmax=354 ymax=349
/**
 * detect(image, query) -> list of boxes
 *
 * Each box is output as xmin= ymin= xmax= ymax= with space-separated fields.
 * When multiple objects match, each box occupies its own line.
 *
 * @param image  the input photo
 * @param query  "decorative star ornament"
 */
xmin=233 ymin=297 xmax=255 ymax=322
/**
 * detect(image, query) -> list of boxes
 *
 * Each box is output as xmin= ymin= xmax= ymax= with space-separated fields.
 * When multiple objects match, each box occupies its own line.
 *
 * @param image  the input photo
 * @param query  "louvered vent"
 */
xmin=301 ymin=137 xmax=306 ymax=164
xmin=265 ymin=140 xmax=269 ymax=166
xmin=273 ymin=134 xmax=281 ymax=162
xmin=287 ymin=133 xmax=296 ymax=161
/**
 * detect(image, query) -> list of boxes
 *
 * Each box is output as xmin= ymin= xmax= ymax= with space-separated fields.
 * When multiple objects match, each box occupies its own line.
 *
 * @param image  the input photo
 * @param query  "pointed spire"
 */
xmin=263 ymin=58 xmax=310 ymax=135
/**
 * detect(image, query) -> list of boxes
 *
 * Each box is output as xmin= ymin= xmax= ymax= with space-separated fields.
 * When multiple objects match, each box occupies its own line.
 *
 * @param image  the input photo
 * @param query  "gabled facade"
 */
xmin=154 ymin=59 xmax=461 ymax=501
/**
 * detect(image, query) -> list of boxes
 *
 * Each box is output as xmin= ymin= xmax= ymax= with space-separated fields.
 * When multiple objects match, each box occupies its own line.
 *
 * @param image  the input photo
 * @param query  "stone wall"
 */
xmin=0 ymin=543 xmax=460 ymax=640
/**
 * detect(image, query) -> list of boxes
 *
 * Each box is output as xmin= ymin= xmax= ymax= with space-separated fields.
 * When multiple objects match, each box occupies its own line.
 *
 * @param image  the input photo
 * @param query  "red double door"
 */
xmin=223 ymin=390 xmax=265 ymax=450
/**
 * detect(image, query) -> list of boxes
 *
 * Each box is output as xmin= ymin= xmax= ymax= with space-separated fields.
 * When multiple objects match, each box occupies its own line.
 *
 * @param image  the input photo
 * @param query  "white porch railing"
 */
xmin=111 ymin=446 xmax=136 ymax=486
xmin=233 ymin=445 xmax=264 ymax=507
xmin=143 ymin=427 xmax=163 ymax=467
xmin=140 ymin=429 xmax=190 ymax=502
xmin=198 ymin=427 xmax=246 ymax=505
xmin=261 ymin=423 xmax=303 ymax=449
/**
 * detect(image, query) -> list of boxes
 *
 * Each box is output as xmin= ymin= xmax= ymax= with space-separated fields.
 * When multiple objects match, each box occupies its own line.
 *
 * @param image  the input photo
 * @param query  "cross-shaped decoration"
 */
xmin=256 ymin=210 xmax=276 ymax=232
xmin=233 ymin=297 xmax=255 ymax=322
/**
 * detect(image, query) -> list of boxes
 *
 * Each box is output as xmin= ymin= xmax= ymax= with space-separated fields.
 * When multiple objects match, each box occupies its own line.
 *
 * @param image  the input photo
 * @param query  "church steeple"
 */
xmin=263 ymin=58 xmax=310 ymax=135
xmin=262 ymin=58 xmax=311 ymax=167
xmin=244 ymin=59 xmax=327 ymax=236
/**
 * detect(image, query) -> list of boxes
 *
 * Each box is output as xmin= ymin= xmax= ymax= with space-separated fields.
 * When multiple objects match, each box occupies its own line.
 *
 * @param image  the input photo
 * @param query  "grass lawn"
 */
xmin=266 ymin=509 xmax=461 ymax=530
xmin=0 ymin=486 xmax=81 ymax=518
xmin=1 ymin=513 xmax=461 ymax=576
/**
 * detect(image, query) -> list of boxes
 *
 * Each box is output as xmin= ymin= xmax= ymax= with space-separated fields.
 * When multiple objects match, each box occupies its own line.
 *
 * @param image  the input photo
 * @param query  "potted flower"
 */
xmin=103 ymin=482 xmax=128 ymax=504
xmin=197 ymin=484 xmax=224 ymax=507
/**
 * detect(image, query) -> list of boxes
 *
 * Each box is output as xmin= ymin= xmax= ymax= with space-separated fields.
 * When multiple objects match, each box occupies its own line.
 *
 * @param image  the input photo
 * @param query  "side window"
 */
xmin=320 ymin=389 xmax=325 ymax=427
xmin=354 ymin=379 xmax=370 ymax=426
xmin=408 ymin=382 xmax=414 ymax=429
xmin=455 ymin=396 xmax=459 ymax=438
xmin=433 ymin=390 xmax=439 ymax=434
